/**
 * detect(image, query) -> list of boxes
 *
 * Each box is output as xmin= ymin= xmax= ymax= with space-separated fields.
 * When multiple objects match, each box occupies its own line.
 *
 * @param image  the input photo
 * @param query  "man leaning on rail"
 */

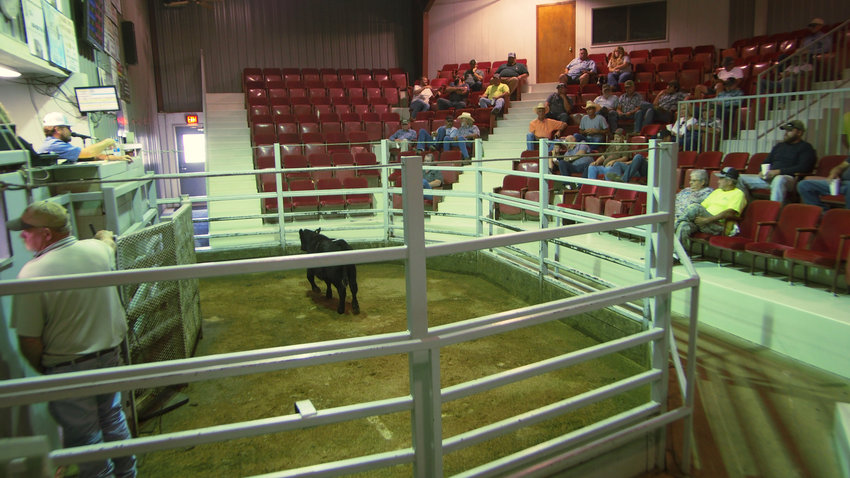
xmin=9 ymin=200 xmax=137 ymax=478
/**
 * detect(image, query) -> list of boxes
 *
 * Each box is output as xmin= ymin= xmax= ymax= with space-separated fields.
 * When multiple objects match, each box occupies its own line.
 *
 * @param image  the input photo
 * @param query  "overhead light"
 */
xmin=0 ymin=65 xmax=21 ymax=78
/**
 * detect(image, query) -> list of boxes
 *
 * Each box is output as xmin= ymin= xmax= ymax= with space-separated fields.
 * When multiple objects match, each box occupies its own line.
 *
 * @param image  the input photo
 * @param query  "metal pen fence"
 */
xmin=0 ymin=140 xmax=701 ymax=477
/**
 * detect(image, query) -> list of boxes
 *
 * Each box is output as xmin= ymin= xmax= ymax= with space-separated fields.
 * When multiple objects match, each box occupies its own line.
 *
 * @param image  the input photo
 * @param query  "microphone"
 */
xmin=70 ymin=132 xmax=92 ymax=139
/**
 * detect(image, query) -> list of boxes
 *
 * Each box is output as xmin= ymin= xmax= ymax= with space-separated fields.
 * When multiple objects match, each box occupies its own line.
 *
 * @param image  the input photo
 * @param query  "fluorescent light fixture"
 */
xmin=0 ymin=65 xmax=21 ymax=78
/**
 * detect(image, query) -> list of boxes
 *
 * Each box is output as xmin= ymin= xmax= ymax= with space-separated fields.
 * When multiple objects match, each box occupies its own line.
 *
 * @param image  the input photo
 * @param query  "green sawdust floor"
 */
xmin=136 ymin=263 xmax=649 ymax=477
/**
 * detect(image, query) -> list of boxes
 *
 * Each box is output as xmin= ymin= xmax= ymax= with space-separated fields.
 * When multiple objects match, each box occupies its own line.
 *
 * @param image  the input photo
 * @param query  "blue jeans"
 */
xmin=557 ymin=156 xmax=593 ymax=176
xmin=45 ymin=349 xmax=136 ymax=478
xmin=526 ymin=133 xmax=561 ymax=153
xmin=410 ymin=99 xmax=429 ymax=119
xmin=797 ymin=178 xmax=850 ymax=210
xmin=478 ymin=97 xmax=505 ymax=112
xmin=621 ymin=154 xmax=647 ymax=183
xmin=607 ymin=71 xmax=634 ymax=87
xmin=738 ymin=173 xmax=797 ymax=203
xmin=422 ymin=178 xmax=433 ymax=201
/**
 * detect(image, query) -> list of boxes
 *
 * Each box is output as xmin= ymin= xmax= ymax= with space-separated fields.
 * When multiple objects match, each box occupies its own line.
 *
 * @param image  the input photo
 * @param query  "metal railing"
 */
xmin=0 ymin=140 xmax=701 ymax=477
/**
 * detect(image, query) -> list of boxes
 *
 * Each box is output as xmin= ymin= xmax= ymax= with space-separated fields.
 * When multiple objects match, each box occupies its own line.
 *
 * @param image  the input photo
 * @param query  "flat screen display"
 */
xmin=75 ymin=86 xmax=121 ymax=113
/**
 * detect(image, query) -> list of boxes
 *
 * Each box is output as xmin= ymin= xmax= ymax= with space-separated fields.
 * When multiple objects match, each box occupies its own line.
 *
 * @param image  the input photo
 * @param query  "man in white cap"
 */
xmin=38 ymin=112 xmax=132 ymax=164
xmin=527 ymin=102 xmax=567 ymax=151
xmin=802 ymin=17 xmax=832 ymax=55
xmin=8 ymin=200 xmax=136 ymax=477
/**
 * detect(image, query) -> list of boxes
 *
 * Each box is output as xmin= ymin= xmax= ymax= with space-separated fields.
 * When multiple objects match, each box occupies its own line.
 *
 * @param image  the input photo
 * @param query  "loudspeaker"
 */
xmin=121 ymin=21 xmax=138 ymax=65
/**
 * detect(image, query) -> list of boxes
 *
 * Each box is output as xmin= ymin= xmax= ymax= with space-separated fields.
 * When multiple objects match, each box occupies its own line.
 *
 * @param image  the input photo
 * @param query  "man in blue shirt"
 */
xmin=38 ymin=112 xmax=131 ymax=164
xmin=558 ymin=48 xmax=596 ymax=88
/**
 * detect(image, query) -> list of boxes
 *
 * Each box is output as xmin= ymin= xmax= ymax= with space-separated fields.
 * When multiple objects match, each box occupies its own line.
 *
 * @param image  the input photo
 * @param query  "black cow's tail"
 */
xmin=345 ymin=264 xmax=357 ymax=293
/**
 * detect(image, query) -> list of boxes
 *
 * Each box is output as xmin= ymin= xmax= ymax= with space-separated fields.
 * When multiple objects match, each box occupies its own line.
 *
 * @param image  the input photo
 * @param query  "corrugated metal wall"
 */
xmin=152 ymin=0 xmax=416 ymax=112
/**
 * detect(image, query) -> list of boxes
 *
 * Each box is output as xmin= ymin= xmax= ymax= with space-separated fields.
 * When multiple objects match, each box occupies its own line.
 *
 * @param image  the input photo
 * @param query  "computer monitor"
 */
xmin=75 ymin=86 xmax=120 ymax=113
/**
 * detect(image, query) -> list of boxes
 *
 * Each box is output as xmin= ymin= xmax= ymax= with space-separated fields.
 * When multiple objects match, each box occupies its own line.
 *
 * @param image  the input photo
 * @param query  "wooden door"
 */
xmin=537 ymin=2 xmax=576 ymax=83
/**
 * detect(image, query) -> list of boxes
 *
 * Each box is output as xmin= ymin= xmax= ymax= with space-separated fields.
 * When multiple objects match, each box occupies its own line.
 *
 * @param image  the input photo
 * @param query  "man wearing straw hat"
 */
xmin=527 ymin=102 xmax=567 ymax=151
xmin=8 ymin=200 xmax=136 ymax=477
xmin=579 ymin=101 xmax=609 ymax=145
xmin=447 ymin=112 xmax=480 ymax=161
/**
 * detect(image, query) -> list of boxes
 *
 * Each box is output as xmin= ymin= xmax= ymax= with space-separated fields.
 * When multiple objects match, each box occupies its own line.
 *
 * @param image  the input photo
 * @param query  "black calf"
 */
xmin=298 ymin=228 xmax=360 ymax=314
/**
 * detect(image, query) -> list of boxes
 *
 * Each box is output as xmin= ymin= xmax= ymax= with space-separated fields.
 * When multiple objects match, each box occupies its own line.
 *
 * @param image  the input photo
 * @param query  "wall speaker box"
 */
xmin=121 ymin=21 xmax=138 ymax=65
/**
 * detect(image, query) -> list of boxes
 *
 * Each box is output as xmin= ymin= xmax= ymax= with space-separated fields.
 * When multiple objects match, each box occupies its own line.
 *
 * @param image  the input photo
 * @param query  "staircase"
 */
xmin=204 ymin=93 xmax=270 ymax=247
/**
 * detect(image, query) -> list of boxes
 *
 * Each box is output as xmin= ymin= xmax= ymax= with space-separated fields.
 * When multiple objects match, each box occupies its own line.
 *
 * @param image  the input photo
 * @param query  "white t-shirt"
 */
xmin=12 ymin=237 xmax=128 ymax=367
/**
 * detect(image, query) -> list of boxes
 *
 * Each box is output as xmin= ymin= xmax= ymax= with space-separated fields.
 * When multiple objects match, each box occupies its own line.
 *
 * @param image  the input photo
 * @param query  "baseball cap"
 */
xmin=779 ymin=120 xmax=806 ymax=131
xmin=401 ymin=119 xmax=409 ymax=125
xmin=507 ymin=52 xmax=516 ymax=58
xmin=714 ymin=167 xmax=739 ymax=181
xmin=809 ymin=18 xmax=825 ymax=26
xmin=42 ymin=112 xmax=72 ymax=127
xmin=7 ymin=201 xmax=70 ymax=231
xmin=556 ymin=82 xmax=566 ymax=88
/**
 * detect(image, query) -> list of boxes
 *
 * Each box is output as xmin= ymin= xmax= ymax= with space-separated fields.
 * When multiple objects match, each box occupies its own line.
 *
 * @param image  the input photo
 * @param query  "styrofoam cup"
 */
xmin=760 ymin=163 xmax=770 ymax=175
xmin=829 ymin=179 xmax=840 ymax=196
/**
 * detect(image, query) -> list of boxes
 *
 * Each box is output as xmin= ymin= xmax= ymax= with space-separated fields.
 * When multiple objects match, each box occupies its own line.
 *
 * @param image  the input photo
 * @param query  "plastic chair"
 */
xmin=783 ymin=209 xmax=850 ymax=294
xmin=707 ymin=200 xmax=782 ymax=265
xmin=744 ymin=204 xmax=822 ymax=274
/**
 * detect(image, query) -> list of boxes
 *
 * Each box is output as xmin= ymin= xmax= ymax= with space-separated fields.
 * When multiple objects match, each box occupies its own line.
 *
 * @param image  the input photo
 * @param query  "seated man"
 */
xmin=667 ymin=104 xmax=697 ymax=150
xmin=38 ymin=112 xmax=131 ymax=163
xmin=738 ymin=120 xmax=816 ymax=204
xmin=559 ymin=48 xmax=596 ymax=88
xmin=636 ymin=81 xmax=687 ymax=127
xmin=388 ymin=119 xmax=419 ymax=152
xmin=714 ymin=57 xmax=744 ymax=91
xmin=436 ymin=74 xmax=469 ymax=110
xmin=463 ymin=59 xmax=485 ymax=92
xmin=409 ymin=76 xmax=435 ymax=119
xmin=550 ymin=136 xmax=593 ymax=177
xmin=494 ymin=53 xmax=529 ymax=97
xmin=797 ymin=156 xmax=850 ymax=210
xmin=586 ymin=129 xmax=631 ymax=179
xmin=447 ymin=112 xmax=480 ymax=161
xmin=545 ymin=83 xmax=573 ymax=124
xmin=801 ymin=17 xmax=832 ymax=55
xmin=578 ymin=102 xmax=608 ymax=145
xmin=421 ymin=153 xmax=443 ymax=201
xmin=527 ymin=103 xmax=567 ymax=151
xmin=478 ymin=75 xmax=509 ymax=115
xmin=592 ymin=85 xmax=619 ymax=125
xmin=681 ymin=107 xmax=722 ymax=151
xmin=609 ymin=80 xmax=644 ymax=133
xmin=715 ymin=78 xmax=744 ymax=114
xmin=416 ymin=116 xmax=456 ymax=153
xmin=675 ymin=167 xmax=747 ymax=248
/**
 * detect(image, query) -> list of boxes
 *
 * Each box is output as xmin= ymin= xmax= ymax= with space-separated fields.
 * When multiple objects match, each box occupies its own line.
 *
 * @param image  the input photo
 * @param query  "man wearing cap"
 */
xmin=586 ymin=129 xmax=633 ymax=179
xmin=479 ymin=75 xmax=510 ymax=115
xmin=579 ymin=102 xmax=609 ymax=145
xmin=436 ymin=74 xmax=469 ymax=111
xmin=610 ymin=80 xmax=644 ymax=133
xmin=675 ymin=167 xmax=747 ymax=248
xmin=494 ymin=53 xmax=529 ymax=98
xmin=527 ymin=103 xmax=567 ymax=151
xmin=797 ymin=157 xmax=850 ymax=210
xmin=39 ymin=112 xmax=132 ymax=164
xmin=389 ymin=119 xmax=418 ymax=148
xmin=8 ymin=200 xmax=136 ymax=477
xmin=545 ymin=83 xmax=573 ymax=124
xmin=636 ymin=81 xmax=688 ymax=129
xmin=559 ymin=48 xmax=596 ymax=88
xmin=416 ymin=116 xmax=457 ymax=153
xmin=738 ymin=120 xmax=816 ymax=203
xmin=802 ymin=17 xmax=832 ymax=55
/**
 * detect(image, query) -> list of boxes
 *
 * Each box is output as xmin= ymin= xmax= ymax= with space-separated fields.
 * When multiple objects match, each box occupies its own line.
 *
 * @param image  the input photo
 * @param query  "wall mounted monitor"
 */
xmin=75 ymin=86 xmax=121 ymax=113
